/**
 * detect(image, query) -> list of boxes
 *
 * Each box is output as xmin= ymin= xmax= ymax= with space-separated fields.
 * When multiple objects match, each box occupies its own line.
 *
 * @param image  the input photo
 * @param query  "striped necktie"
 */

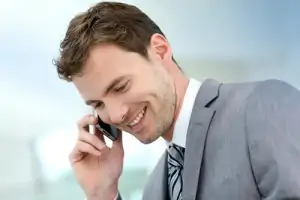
xmin=168 ymin=144 xmax=185 ymax=200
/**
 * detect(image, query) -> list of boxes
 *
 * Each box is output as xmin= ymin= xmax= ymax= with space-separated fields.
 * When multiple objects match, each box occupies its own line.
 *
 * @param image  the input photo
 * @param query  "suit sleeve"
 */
xmin=245 ymin=79 xmax=300 ymax=199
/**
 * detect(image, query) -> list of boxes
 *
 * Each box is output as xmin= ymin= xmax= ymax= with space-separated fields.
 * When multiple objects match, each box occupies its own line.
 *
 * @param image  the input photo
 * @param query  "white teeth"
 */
xmin=128 ymin=108 xmax=145 ymax=126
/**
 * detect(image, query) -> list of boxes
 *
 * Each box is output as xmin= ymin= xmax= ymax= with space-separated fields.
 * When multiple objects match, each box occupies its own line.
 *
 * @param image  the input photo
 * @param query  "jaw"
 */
xmin=130 ymin=119 xmax=159 ymax=144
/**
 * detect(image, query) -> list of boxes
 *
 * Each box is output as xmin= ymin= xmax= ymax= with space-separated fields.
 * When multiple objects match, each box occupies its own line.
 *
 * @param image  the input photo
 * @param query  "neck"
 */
xmin=162 ymin=71 xmax=189 ymax=141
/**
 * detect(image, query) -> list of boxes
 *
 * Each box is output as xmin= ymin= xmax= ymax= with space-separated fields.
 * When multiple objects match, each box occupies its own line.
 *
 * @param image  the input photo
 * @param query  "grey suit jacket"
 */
xmin=118 ymin=78 xmax=300 ymax=200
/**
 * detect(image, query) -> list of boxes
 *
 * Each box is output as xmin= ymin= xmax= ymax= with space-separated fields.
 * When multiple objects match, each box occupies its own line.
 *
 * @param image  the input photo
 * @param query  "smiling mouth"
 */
xmin=127 ymin=107 xmax=146 ymax=127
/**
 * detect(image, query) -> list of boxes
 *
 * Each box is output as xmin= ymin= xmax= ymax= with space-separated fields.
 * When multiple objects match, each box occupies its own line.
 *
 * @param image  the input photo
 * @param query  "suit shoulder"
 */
xmin=250 ymin=78 xmax=298 ymax=97
xmin=244 ymin=78 xmax=300 ymax=139
xmin=245 ymin=79 xmax=300 ymax=109
xmin=216 ymin=80 xmax=261 ymax=109
xmin=220 ymin=79 xmax=298 ymax=105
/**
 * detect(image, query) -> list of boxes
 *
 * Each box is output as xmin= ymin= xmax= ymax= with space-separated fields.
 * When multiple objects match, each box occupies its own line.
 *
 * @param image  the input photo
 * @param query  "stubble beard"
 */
xmin=144 ymin=80 xmax=176 ymax=144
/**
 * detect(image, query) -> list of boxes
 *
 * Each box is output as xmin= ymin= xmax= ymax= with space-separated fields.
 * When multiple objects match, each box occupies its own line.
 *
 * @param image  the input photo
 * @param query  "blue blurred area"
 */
xmin=0 ymin=0 xmax=299 ymax=199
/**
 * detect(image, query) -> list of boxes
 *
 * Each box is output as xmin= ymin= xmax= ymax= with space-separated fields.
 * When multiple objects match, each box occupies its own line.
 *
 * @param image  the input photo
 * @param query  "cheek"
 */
xmin=96 ymin=109 xmax=110 ymax=123
xmin=127 ymin=83 xmax=154 ymax=102
xmin=126 ymin=76 xmax=164 ymax=110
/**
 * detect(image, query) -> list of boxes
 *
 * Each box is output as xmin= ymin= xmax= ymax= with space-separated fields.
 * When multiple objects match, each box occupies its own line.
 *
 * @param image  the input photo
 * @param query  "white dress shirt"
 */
xmin=168 ymin=78 xmax=202 ymax=148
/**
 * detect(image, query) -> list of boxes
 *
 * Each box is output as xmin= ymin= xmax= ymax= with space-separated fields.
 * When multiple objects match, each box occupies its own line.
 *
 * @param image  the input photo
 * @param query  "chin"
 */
xmin=136 ymin=133 xmax=159 ymax=144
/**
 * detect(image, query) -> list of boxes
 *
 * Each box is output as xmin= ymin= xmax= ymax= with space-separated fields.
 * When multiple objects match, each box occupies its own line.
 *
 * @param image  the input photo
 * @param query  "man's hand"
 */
xmin=69 ymin=115 xmax=124 ymax=200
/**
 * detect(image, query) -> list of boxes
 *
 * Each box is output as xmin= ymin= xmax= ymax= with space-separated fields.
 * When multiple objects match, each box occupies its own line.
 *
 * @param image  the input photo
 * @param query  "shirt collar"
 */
xmin=167 ymin=78 xmax=201 ymax=148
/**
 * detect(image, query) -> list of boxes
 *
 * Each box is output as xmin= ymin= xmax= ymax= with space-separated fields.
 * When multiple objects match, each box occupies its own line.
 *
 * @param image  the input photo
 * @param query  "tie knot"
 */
xmin=168 ymin=144 xmax=185 ymax=168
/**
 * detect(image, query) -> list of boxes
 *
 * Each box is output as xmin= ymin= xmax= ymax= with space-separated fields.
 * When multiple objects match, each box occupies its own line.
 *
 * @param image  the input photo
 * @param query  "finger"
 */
xmin=78 ymin=130 xmax=107 ymax=151
xmin=77 ymin=115 xmax=97 ymax=131
xmin=92 ymin=112 xmax=106 ymax=143
xmin=69 ymin=141 xmax=101 ymax=163
xmin=89 ymin=111 xmax=99 ymax=136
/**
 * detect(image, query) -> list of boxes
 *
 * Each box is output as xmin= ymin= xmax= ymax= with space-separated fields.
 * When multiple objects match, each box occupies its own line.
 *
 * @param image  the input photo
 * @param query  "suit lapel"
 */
xmin=182 ymin=79 xmax=221 ymax=200
xmin=142 ymin=151 xmax=169 ymax=200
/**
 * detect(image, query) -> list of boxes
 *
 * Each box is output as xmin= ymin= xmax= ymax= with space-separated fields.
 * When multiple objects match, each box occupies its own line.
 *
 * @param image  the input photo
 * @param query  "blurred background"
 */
xmin=0 ymin=0 xmax=299 ymax=199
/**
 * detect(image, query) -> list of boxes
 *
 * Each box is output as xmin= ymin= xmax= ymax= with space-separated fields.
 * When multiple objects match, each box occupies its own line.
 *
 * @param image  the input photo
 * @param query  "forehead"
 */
xmin=88 ymin=44 xmax=133 ymax=72
xmin=72 ymin=44 xmax=140 ymax=99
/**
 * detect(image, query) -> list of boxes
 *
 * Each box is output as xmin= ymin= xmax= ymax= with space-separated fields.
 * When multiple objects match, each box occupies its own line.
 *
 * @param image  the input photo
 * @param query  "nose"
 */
xmin=107 ymin=103 xmax=129 ymax=125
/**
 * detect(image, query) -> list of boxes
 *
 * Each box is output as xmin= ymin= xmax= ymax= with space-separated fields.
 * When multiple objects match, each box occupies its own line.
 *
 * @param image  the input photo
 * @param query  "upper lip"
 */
xmin=126 ymin=107 xmax=145 ymax=125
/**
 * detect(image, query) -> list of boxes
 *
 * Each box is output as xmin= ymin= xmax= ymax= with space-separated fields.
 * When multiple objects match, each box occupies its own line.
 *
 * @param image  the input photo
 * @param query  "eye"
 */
xmin=94 ymin=102 xmax=104 ymax=109
xmin=114 ymin=81 xmax=129 ymax=92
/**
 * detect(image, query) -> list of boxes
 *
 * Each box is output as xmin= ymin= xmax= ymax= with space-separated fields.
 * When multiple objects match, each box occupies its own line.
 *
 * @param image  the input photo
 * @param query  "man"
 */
xmin=53 ymin=2 xmax=300 ymax=200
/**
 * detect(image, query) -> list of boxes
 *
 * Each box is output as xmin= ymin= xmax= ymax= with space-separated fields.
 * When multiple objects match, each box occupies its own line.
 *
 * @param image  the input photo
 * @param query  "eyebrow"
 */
xmin=85 ymin=76 xmax=126 ymax=106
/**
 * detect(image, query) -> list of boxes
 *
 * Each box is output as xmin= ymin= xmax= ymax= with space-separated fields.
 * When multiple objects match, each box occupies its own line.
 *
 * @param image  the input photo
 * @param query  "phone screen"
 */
xmin=95 ymin=116 xmax=119 ymax=141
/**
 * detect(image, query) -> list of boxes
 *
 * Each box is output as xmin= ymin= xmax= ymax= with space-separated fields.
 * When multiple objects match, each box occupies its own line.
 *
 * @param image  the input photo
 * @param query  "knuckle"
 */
xmin=76 ymin=115 xmax=90 ymax=127
xmin=79 ymin=132 xmax=90 ymax=142
xmin=79 ymin=144 xmax=86 ymax=152
xmin=75 ymin=141 xmax=84 ymax=151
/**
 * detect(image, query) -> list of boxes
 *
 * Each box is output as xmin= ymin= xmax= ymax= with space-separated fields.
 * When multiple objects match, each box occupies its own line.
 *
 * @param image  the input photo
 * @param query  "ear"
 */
xmin=149 ymin=33 xmax=173 ymax=61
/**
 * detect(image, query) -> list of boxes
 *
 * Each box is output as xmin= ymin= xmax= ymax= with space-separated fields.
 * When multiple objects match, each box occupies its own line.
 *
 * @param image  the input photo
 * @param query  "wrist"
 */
xmin=86 ymin=184 xmax=118 ymax=200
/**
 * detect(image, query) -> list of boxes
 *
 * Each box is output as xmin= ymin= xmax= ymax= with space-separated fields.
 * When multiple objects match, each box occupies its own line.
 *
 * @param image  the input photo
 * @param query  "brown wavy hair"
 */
xmin=53 ymin=1 xmax=173 ymax=82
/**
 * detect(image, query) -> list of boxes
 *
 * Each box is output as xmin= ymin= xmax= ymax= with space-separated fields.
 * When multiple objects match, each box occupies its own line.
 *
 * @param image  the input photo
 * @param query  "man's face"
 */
xmin=73 ymin=36 xmax=176 ymax=144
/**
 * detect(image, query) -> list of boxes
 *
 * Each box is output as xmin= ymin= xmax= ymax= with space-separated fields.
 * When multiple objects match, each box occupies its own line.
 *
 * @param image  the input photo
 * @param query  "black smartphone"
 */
xmin=95 ymin=116 xmax=119 ymax=141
